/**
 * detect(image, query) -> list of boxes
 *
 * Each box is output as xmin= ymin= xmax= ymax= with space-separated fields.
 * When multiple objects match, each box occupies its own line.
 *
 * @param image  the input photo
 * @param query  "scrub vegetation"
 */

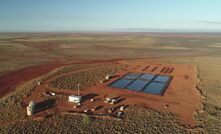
xmin=2 ymin=33 xmax=221 ymax=73
xmin=153 ymin=56 xmax=221 ymax=133
xmin=1 ymin=33 xmax=221 ymax=133
xmin=49 ymin=65 xmax=123 ymax=90
xmin=0 ymin=106 xmax=195 ymax=134
xmin=0 ymin=63 xmax=120 ymax=122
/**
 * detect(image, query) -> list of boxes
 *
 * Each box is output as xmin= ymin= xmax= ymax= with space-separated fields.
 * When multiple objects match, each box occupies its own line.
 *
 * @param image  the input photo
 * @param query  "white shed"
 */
xmin=27 ymin=101 xmax=36 ymax=116
xmin=68 ymin=95 xmax=82 ymax=103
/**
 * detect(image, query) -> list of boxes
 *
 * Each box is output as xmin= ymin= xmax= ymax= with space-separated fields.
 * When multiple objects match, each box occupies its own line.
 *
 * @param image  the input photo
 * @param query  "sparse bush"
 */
xmin=0 ymin=63 xmax=119 ymax=123
xmin=0 ymin=106 xmax=193 ymax=133
xmin=49 ymin=65 xmax=122 ymax=90
xmin=82 ymin=115 xmax=91 ymax=126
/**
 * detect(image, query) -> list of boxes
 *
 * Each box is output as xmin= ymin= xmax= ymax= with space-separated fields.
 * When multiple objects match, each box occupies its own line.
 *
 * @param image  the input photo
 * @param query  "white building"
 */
xmin=68 ymin=95 xmax=82 ymax=103
xmin=27 ymin=101 xmax=36 ymax=116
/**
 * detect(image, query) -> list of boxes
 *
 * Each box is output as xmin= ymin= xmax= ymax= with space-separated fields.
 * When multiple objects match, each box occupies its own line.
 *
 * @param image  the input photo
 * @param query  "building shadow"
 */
xmin=82 ymin=93 xmax=98 ymax=101
xmin=113 ymin=96 xmax=125 ymax=104
xmin=110 ymin=75 xmax=120 ymax=79
xmin=34 ymin=99 xmax=56 ymax=113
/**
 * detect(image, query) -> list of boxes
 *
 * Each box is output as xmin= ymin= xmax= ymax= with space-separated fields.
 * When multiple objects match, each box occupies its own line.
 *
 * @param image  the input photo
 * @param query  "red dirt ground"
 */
xmin=0 ymin=62 xmax=64 ymax=98
xmin=0 ymin=58 xmax=126 ymax=98
xmin=22 ymin=60 xmax=202 ymax=127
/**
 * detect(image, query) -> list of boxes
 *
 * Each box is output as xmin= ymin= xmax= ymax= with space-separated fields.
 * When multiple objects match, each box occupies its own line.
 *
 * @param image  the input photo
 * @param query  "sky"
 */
xmin=1 ymin=0 xmax=221 ymax=32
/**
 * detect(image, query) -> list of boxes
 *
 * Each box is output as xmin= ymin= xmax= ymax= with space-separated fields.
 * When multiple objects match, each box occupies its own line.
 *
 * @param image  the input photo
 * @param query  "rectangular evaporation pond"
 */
xmin=127 ymin=79 xmax=150 ymax=91
xmin=110 ymin=78 xmax=134 ymax=89
xmin=123 ymin=73 xmax=142 ymax=79
xmin=143 ymin=82 xmax=166 ymax=95
xmin=139 ymin=74 xmax=156 ymax=81
xmin=153 ymin=75 xmax=171 ymax=83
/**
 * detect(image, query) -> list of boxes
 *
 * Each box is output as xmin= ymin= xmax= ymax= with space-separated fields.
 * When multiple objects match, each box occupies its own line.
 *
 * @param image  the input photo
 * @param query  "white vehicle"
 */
xmin=104 ymin=98 xmax=111 ymax=103
xmin=105 ymin=75 xmax=110 ymax=80
xmin=84 ymin=109 xmax=89 ymax=113
xmin=50 ymin=92 xmax=56 ymax=96
xmin=110 ymin=99 xmax=116 ymax=105
xmin=117 ymin=112 xmax=124 ymax=118
xmin=120 ymin=106 xmax=124 ymax=111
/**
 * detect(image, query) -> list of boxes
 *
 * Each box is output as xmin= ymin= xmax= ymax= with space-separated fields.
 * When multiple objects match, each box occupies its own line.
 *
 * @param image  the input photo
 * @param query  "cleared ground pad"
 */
xmin=110 ymin=73 xmax=172 ymax=95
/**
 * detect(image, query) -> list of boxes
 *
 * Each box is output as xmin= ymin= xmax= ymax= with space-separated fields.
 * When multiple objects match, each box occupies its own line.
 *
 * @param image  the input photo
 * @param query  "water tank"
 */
xmin=27 ymin=101 xmax=36 ymax=116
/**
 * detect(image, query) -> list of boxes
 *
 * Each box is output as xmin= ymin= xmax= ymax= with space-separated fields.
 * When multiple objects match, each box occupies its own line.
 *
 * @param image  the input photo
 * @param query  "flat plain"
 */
xmin=0 ymin=33 xmax=221 ymax=133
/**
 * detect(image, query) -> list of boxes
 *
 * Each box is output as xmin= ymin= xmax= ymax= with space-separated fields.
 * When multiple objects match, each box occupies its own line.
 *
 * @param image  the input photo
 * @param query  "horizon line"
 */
xmin=1 ymin=31 xmax=221 ymax=34
xmin=1 ymin=28 xmax=221 ymax=34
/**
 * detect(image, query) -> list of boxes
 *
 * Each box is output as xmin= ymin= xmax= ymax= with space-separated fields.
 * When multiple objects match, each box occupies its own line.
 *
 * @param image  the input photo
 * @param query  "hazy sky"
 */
xmin=1 ymin=0 xmax=221 ymax=32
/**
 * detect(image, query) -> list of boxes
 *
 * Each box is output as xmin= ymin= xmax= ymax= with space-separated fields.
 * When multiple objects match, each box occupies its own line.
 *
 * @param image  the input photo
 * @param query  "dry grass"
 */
xmin=49 ymin=65 xmax=122 ymax=90
xmin=151 ymin=56 xmax=221 ymax=133
xmin=1 ymin=58 xmax=220 ymax=133
xmin=0 ymin=62 xmax=198 ymax=133
xmin=1 ymin=33 xmax=221 ymax=72
xmin=0 ymin=106 xmax=194 ymax=134
xmin=49 ymin=63 xmax=112 ymax=77
xmin=0 ymin=79 xmax=40 ymax=122
xmin=1 ymin=33 xmax=221 ymax=133
xmin=0 ymin=63 xmax=116 ymax=122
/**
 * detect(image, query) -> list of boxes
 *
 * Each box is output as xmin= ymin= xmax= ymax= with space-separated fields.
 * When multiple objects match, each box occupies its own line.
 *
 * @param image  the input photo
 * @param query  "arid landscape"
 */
xmin=0 ymin=33 xmax=221 ymax=133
